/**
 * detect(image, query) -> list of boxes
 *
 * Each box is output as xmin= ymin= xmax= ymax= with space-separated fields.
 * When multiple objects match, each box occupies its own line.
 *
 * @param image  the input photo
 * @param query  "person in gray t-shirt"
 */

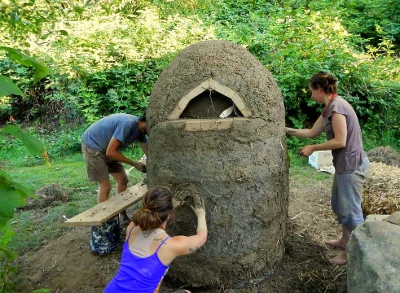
xmin=82 ymin=113 xmax=148 ymax=223
xmin=286 ymin=71 xmax=369 ymax=266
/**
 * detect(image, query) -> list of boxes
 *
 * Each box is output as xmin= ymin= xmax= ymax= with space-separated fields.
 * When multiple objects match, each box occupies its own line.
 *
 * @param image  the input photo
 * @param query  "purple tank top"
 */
xmin=104 ymin=228 xmax=170 ymax=293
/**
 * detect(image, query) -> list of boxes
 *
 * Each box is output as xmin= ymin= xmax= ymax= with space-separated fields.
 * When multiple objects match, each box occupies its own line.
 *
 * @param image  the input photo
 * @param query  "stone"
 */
xmin=384 ymin=211 xmax=400 ymax=226
xmin=347 ymin=221 xmax=400 ymax=293
xmin=365 ymin=214 xmax=390 ymax=222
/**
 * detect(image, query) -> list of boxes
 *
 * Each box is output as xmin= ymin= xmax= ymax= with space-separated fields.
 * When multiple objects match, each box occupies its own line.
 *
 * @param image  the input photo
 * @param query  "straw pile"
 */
xmin=367 ymin=146 xmax=400 ymax=167
xmin=363 ymin=161 xmax=400 ymax=215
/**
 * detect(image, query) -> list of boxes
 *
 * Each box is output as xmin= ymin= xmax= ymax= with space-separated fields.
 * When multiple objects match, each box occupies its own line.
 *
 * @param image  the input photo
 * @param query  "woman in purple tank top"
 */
xmin=104 ymin=186 xmax=207 ymax=293
xmin=286 ymin=71 xmax=369 ymax=266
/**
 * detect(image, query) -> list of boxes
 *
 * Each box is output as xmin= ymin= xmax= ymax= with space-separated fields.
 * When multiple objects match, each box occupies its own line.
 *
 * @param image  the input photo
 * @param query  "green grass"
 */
xmin=1 ymin=136 xmax=146 ymax=254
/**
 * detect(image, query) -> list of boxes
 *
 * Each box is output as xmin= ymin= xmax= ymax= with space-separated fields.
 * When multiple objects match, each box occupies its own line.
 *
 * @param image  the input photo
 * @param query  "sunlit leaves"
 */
xmin=0 ymin=76 xmax=24 ymax=97
xmin=0 ymin=171 xmax=35 ymax=230
xmin=1 ymin=125 xmax=48 ymax=164
xmin=0 ymin=47 xmax=53 ymax=83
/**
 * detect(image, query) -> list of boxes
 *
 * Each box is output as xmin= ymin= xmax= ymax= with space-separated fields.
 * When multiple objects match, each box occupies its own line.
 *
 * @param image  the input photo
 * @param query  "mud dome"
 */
xmin=146 ymin=40 xmax=289 ymax=289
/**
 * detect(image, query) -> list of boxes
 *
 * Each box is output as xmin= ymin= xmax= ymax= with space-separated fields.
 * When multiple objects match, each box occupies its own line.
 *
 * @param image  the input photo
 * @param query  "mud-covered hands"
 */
xmin=191 ymin=192 xmax=207 ymax=235
xmin=190 ymin=193 xmax=206 ymax=216
xmin=299 ymin=145 xmax=315 ymax=157
xmin=131 ymin=161 xmax=146 ymax=173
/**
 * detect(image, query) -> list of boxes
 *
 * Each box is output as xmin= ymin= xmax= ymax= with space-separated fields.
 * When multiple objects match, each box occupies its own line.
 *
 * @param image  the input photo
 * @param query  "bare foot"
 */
xmin=325 ymin=239 xmax=346 ymax=250
xmin=329 ymin=252 xmax=347 ymax=265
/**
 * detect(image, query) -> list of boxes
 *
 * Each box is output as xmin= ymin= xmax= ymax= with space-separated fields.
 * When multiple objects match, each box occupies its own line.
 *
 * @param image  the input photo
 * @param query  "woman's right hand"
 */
xmin=190 ymin=193 xmax=205 ymax=217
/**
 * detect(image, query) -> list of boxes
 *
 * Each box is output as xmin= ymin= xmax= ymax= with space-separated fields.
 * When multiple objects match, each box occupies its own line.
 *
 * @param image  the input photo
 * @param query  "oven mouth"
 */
xmin=169 ymin=78 xmax=252 ymax=121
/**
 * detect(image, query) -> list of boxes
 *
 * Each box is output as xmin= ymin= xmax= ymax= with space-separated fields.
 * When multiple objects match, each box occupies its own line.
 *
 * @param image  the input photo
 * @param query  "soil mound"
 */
xmin=23 ymin=184 xmax=69 ymax=210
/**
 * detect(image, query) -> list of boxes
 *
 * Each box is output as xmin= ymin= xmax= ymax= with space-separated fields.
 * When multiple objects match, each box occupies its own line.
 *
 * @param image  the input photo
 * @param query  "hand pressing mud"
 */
xmin=190 ymin=193 xmax=205 ymax=216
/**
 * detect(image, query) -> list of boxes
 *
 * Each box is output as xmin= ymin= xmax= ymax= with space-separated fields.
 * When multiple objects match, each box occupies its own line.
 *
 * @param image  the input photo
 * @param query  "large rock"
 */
xmin=147 ymin=40 xmax=289 ymax=288
xmin=347 ymin=221 xmax=400 ymax=293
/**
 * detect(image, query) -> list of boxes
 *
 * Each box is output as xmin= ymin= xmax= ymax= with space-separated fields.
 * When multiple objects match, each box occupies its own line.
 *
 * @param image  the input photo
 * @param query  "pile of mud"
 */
xmin=147 ymin=40 xmax=289 ymax=289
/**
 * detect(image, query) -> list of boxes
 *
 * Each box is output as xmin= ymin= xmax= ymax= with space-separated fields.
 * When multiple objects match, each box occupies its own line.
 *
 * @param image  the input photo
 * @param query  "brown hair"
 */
xmin=309 ymin=71 xmax=338 ymax=94
xmin=132 ymin=186 xmax=173 ymax=231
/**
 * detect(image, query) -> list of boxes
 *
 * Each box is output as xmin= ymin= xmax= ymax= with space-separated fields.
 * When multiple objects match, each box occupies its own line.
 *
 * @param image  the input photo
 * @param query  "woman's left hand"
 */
xmin=299 ymin=145 xmax=315 ymax=157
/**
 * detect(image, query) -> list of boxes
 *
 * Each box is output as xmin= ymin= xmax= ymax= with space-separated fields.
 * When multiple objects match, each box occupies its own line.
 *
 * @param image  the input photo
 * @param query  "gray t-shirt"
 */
xmin=82 ymin=114 xmax=147 ymax=152
xmin=324 ymin=96 xmax=366 ymax=173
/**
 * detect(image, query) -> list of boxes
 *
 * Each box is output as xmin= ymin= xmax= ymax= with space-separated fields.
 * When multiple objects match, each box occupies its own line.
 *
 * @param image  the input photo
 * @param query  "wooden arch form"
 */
xmin=168 ymin=78 xmax=252 ymax=120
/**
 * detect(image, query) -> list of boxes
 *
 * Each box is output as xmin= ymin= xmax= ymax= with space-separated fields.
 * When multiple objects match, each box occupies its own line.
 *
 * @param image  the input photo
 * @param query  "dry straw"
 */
xmin=363 ymin=161 xmax=400 ymax=215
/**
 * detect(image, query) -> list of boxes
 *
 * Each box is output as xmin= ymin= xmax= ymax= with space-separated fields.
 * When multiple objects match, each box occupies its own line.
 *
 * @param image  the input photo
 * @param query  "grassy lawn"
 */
xmin=1 ymin=140 xmax=145 ymax=254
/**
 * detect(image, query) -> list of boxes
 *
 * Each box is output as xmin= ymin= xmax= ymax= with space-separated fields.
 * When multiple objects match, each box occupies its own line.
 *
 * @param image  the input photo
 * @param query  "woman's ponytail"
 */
xmin=132 ymin=186 xmax=173 ymax=231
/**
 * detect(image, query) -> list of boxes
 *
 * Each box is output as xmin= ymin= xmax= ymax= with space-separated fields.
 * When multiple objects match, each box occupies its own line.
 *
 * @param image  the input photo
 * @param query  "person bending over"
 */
xmin=81 ymin=113 xmax=148 ymax=224
xmin=104 ymin=186 xmax=207 ymax=293
xmin=286 ymin=71 xmax=369 ymax=265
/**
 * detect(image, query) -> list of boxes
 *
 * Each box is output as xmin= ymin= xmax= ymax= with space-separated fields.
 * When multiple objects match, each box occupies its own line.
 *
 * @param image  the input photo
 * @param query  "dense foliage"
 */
xmin=0 ymin=1 xmax=399 ymax=290
xmin=0 ymin=0 xmax=399 ymax=145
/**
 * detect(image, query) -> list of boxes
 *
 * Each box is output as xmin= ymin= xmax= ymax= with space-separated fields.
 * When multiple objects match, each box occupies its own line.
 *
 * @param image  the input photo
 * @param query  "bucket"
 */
xmin=90 ymin=215 xmax=121 ymax=255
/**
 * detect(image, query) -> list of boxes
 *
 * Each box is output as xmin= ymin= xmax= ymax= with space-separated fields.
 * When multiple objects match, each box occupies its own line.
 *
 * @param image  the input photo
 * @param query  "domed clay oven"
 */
xmin=146 ymin=40 xmax=289 ymax=289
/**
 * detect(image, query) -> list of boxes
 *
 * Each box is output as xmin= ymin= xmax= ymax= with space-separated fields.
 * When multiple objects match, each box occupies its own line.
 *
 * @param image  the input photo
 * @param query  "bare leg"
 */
xmin=111 ymin=172 xmax=130 ymax=225
xmin=325 ymin=225 xmax=350 ymax=250
xmin=97 ymin=180 xmax=112 ymax=203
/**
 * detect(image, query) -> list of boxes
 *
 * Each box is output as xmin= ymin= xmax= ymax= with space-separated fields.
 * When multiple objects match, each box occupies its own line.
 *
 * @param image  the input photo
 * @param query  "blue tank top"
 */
xmin=104 ymin=228 xmax=170 ymax=293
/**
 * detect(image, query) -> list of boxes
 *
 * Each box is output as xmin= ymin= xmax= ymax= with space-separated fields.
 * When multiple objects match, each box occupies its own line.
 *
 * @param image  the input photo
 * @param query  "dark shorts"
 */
xmin=81 ymin=142 xmax=125 ymax=182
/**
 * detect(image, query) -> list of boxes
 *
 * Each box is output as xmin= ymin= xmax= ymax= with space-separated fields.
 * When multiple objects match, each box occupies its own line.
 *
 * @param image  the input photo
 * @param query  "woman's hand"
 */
xmin=190 ymin=193 xmax=205 ymax=217
xmin=299 ymin=145 xmax=315 ymax=157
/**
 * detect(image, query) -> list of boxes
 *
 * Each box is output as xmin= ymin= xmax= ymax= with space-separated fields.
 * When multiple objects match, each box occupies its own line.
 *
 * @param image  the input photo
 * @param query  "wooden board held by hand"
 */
xmin=64 ymin=182 xmax=148 ymax=226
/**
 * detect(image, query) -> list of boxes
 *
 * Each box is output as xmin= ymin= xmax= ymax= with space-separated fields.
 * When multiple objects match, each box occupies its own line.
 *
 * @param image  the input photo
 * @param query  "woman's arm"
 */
xmin=299 ymin=112 xmax=347 ymax=156
xmin=170 ymin=209 xmax=207 ymax=256
xmin=286 ymin=115 xmax=325 ymax=138
xmin=158 ymin=195 xmax=208 ymax=264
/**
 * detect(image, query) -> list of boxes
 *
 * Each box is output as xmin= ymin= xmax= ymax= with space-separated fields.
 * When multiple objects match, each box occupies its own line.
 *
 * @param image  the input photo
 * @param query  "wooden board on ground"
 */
xmin=64 ymin=181 xmax=147 ymax=226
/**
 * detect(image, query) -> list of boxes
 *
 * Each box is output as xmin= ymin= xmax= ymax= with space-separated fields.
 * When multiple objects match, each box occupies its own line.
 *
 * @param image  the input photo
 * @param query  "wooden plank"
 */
xmin=64 ymin=182 xmax=148 ymax=226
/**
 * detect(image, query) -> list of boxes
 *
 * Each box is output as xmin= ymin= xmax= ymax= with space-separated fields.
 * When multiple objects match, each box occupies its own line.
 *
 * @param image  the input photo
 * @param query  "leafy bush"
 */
xmin=1 ymin=0 xmax=399 ymax=149
xmin=76 ymin=58 xmax=168 ymax=123
xmin=200 ymin=1 xmax=400 ymax=148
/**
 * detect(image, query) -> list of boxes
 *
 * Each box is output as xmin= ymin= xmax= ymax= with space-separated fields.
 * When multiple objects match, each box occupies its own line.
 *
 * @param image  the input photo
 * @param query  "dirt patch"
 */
xmin=13 ymin=168 xmax=348 ymax=293
xmin=22 ymin=184 xmax=69 ymax=210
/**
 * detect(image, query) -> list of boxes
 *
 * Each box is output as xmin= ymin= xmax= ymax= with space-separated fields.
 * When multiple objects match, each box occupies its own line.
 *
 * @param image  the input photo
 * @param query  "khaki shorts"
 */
xmin=81 ymin=142 xmax=125 ymax=182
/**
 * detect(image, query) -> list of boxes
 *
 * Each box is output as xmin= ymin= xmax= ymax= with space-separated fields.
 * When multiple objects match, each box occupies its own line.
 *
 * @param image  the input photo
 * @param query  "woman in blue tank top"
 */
xmin=104 ymin=186 xmax=208 ymax=293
